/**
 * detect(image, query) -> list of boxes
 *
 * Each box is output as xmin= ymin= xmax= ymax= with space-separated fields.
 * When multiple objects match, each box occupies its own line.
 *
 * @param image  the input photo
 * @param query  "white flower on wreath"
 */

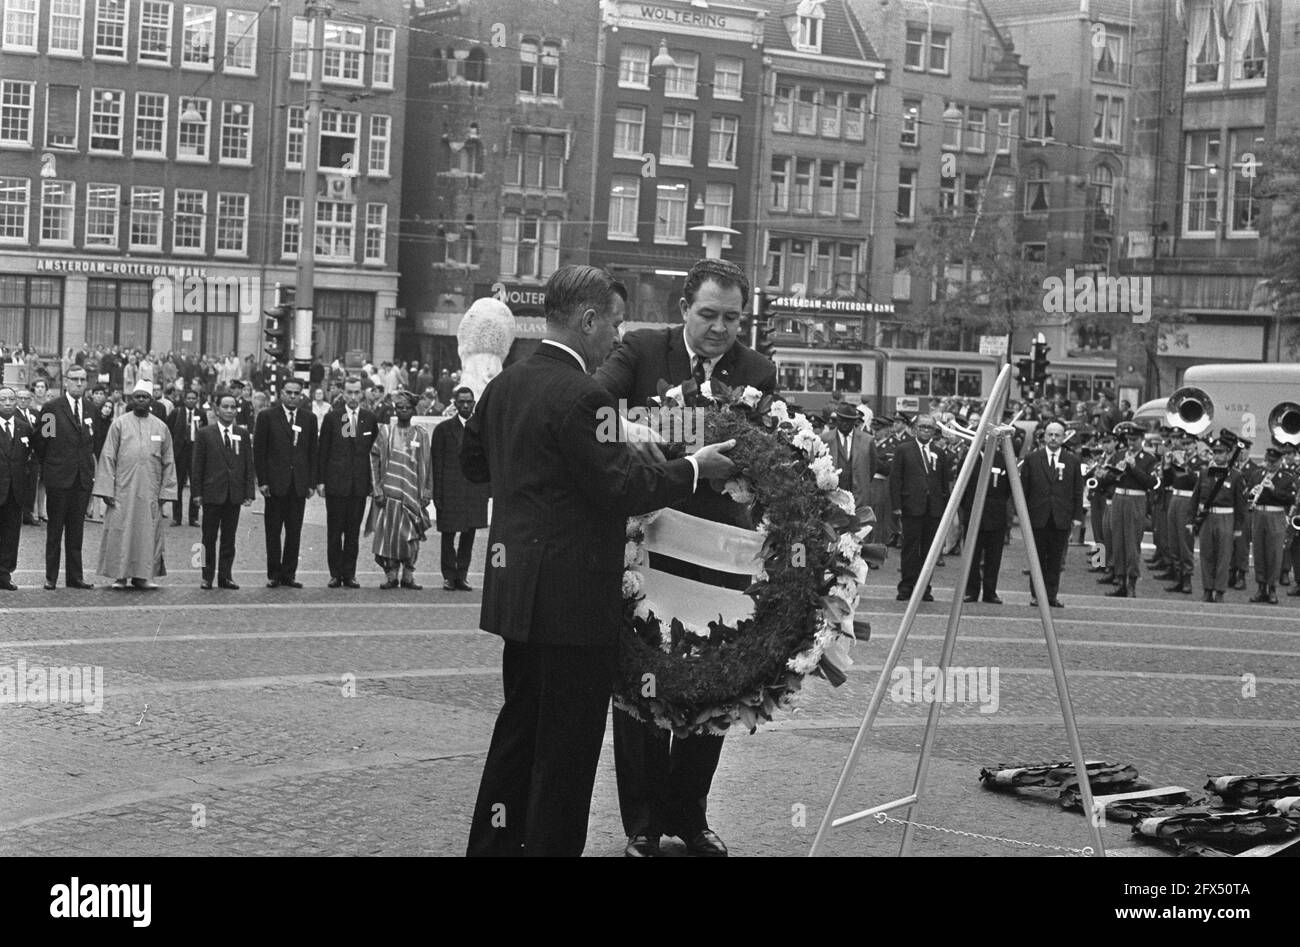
xmin=788 ymin=412 xmax=814 ymax=435
xmin=699 ymin=379 xmax=715 ymax=401
xmin=622 ymin=570 xmax=642 ymax=599
xmin=737 ymin=385 xmax=762 ymax=409
xmin=663 ymin=385 xmax=684 ymax=404
xmin=850 ymin=556 xmax=869 ymax=584
xmin=792 ymin=429 xmax=821 ymax=457
xmin=837 ymin=533 xmax=862 ymax=561
xmin=753 ymin=567 xmax=769 ymax=583
xmin=810 ymin=454 xmax=839 ymax=491
xmin=768 ymin=399 xmax=790 ymax=423
xmin=829 ymin=489 xmax=855 ymax=515
xmin=722 ymin=478 xmax=755 ymax=505
xmin=624 ymin=541 xmax=643 ymax=569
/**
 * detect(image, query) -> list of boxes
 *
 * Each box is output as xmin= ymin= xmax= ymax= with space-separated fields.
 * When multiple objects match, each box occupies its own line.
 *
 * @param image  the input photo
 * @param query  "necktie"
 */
xmin=1 ymin=419 xmax=9 ymax=440
xmin=692 ymin=355 xmax=707 ymax=388
xmin=74 ymin=398 xmax=81 ymax=426
xmin=920 ymin=444 xmax=930 ymax=474
xmin=223 ymin=427 xmax=232 ymax=452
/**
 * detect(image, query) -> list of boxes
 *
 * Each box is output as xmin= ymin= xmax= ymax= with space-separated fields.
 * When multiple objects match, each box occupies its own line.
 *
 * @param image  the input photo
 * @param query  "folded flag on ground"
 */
xmin=1205 ymin=773 xmax=1300 ymax=808
xmin=979 ymin=760 xmax=1143 ymax=796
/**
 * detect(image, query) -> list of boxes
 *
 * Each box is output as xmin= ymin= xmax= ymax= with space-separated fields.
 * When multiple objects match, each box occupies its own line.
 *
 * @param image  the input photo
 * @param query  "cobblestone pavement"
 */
xmin=1 ymin=500 xmax=1297 ymax=857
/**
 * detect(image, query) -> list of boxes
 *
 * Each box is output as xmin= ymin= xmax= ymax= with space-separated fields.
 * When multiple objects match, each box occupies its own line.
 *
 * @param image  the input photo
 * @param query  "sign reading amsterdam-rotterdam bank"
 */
xmin=35 ymin=258 xmax=210 ymax=278
xmin=770 ymin=296 xmax=895 ymax=315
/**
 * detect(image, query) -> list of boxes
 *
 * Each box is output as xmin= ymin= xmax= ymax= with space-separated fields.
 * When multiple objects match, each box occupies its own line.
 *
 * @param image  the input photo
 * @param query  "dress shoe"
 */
xmin=1213 ymin=590 xmax=1224 ymax=602
xmin=67 ymin=580 xmax=94 ymax=590
xmin=43 ymin=581 xmax=56 ymax=591
xmin=1152 ymin=570 xmax=1178 ymax=582
xmin=380 ymin=579 xmax=400 ymax=590
xmin=132 ymin=579 xmax=159 ymax=590
xmin=400 ymin=579 xmax=423 ymax=590
xmin=624 ymin=835 xmax=661 ymax=857
xmin=280 ymin=579 xmax=303 ymax=589
xmin=1267 ymin=587 xmax=1279 ymax=605
xmin=1106 ymin=583 xmax=1129 ymax=598
xmin=1203 ymin=590 xmax=1214 ymax=603
xmin=921 ymin=592 xmax=935 ymax=603
xmin=266 ymin=579 xmax=280 ymax=588
xmin=962 ymin=594 xmax=978 ymax=603
xmin=1250 ymin=585 xmax=1270 ymax=604
xmin=447 ymin=580 xmax=460 ymax=591
xmin=0 ymin=580 xmax=17 ymax=591
xmin=112 ymin=579 xmax=129 ymax=590
xmin=200 ymin=579 xmax=213 ymax=590
xmin=219 ymin=579 xmax=240 ymax=590
xmin=327 ymin=577 xmax=343 ymax=589
xmin=983 ymin=595 xmax=1004 ymax=605
xmin=454 ymin=580 xmax=473 ymax=591
xmin=343 ymin=578 xmax=360 ymax=589
xmin=936 ymin=557 xmax=946 ymax=567
xmin=1097 ymin=574 xmax=1116 ymax=585
xmin=1049 ymin=599 xmax=1064 ymax=608
xmin=188 ymin=520 xmax=200 ymax=527
xmin=1166 ymin=579 xmax=1192 ymax=594
xmin=1230 ymin=572 xmax=1247 ymax=591
xmin=684 ymin=829 xmax=728 ymax=857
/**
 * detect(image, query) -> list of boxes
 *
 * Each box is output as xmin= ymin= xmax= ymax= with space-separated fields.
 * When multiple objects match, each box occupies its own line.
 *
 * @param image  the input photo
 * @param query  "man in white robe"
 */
xmin=95 ymin=379 xmax=177 ymax=589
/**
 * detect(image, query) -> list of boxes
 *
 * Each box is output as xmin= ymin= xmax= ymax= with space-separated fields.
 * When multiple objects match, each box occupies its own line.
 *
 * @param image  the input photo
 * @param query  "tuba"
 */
xmin=1166 ymin=387 xmax=1215 ymax=437
xmin=1268 ymin=402 xmax=1300 ymax=447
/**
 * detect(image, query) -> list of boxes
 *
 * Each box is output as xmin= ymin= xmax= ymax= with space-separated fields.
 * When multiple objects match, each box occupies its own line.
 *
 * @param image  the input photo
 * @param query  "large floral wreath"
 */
xmin=614 ymin=379 xmax=882 ymax=737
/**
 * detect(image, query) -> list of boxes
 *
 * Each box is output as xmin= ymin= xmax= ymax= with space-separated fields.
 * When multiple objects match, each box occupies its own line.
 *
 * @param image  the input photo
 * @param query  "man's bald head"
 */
xmin=1044 ymin=422 xmax=1065 ymax=448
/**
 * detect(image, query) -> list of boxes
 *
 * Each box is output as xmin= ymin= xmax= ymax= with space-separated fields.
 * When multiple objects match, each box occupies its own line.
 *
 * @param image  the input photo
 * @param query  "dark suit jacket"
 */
xmin=254 ymin=405 xmax=318 ymax=498
xmin=316 ymin=406 xmax=379 ymax=497
xmin=192 ymin=423 xmax=255 ymax=507
xmin=594 ymin=324 xmax=777 ymax=406
xmin=461 ymin=344 xmax=696 ymax=647
xmin=1022 ymin=447 xmax=1085 ymax=530
xmin=961 ymin=451 xmax=1013 ymax=531
xmin=34 ymin=395 xmax=96 ymax=491
xmin=0 ymin=413 xmax=35 ymax=505
xmin=890 ymin=438 xmax=950 ymax=518
xmin=167 ymin=405 xmax=208 ymax=467
xmin=820 ymin=427 xmax=882 ymax=518
xmin=432 ymin=415 xmax=490 ymax=533
xmin=91 ymin=402 xmax=112 ymax=457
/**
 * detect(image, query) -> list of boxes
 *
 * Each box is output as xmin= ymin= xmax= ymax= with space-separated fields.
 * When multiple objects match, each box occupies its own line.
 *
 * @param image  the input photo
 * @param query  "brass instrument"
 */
xmin=1289 ymin=498 xmax=1300 ymax=533
xmin=1166 ymin=386 xmax=1215 ymax=437
xmin=1249 ymin=472 xmax=1275 ymax=510
xmin=1268 ymin=402 xmax=1300 ymax=447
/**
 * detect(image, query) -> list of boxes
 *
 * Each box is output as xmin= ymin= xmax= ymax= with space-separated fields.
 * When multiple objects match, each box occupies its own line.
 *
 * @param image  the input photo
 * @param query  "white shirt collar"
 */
xmin=681 ymin=336 xmax=719 ymax=374
xmin=541 ymin=339 xmax=587 ymax=374
xmin=68 ymin=393 xmax=79 ymax=411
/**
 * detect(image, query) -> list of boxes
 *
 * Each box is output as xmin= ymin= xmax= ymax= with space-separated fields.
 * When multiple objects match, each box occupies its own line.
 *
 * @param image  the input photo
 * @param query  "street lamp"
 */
xmin=651 ymin=39 xmax=676 ymax=71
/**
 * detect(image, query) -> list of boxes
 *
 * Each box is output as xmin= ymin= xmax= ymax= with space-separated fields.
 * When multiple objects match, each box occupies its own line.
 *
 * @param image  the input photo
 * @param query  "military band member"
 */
xmin=868 ymin=416 xmax=896 ymax=547
xmin=1230 ymin=452 xmax=1259 ymax=590
xmin=1145 ymin=431 xmax=1171 ymax=574
xmin=1245 ymin=446 xmax=1297 ymax=604
xmin=1090 ymin=431 xmax=1117 ymax=577
xmin=1105 ymin=422 xmax=1159 ymax=598
xmin=1162 ymin=429 xmax=1203 ymax=595
xmin=1193 ymin=439 xmax=1247 ymax=602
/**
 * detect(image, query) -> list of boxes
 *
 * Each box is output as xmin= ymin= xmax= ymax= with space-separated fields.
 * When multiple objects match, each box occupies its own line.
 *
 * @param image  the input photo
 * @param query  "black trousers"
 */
xmin=1031 ymin=524 xmax=1070 ymax=601
xmin=264 ymin=493 xmax=306 ymax=582
xmin=898 ymin=514 xmax=940 ymax=595
xmin=45 ymin=484 xmax=90 ymax=585
xmin=201 ymin=501 xmax=242 ymax=582
xmin=467 ymin=639 xmax=615 ymax=857
xmin=0 ymin=483 xmax=22 ymax=580
xmin=325 ymin=494 xmax=367 ymax=580
xmin=441 ymin=530 xmax=475 ymax=581
xmin=172 ymin=455 xmax=199 ymax=525
xmin=613 ymin=708 xmax=724 ymax=838
xmin=964 ymin=528 xmax=1005 ymax=599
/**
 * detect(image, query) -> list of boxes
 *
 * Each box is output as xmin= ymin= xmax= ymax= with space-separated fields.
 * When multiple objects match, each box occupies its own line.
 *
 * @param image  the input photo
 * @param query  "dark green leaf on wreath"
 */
xmin=852 ymin=620 xmax=872 ymax=641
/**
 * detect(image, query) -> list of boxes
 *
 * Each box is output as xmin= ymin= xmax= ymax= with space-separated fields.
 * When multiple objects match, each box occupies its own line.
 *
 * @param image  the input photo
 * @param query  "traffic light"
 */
xmin=264 ymin=304 xmax=291 ymax=362
xmin=1031 ymin=339 xmax=1051 ymax=392
xmin=754 ymin=292 xmax=777 ymax=359
xmin=1015 ymin=356 xmax=1035 ymax=400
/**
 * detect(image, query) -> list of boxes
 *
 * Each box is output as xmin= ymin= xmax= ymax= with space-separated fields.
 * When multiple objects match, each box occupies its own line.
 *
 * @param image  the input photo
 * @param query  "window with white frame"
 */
xmin=897 ymin=167 xmax=917 ymax=222
xmin=1229 ymin=128 xmax=1264 ymax=235
xmin=139 ymin=0 xmax=172 ymax=64
xmin=45 ymin=85 xmax=78 ymax=149
xmin=315 ymin=200 xmax=354 ymax=261
xmin=608 ymin=175 xmax=639 ymax=238
xmin=372 ymin=26 xmax=395 ymax=88
xmin=40 ymin=180 xmax=74 ymax=245
xmin=520 ymin=38 xmax=559 ymax=97
xmin=654 ymin=181 xmax=688 ymax=243
xmin=613 ymin=106 xmax=644 ymax=158
xmin=796 ymin=9 xmax=822 ymax=53
xmin=286 ymin=107 xmax=304 ymax=168
xmin=129 ymin=186 xmax=164 ymax=250
xmin=133 ymin=92 xmax=167 ymax=157
xmin=766 ymin=237 xmax=784 ymax=287
xmin=844 ymin=93 xmax=866 ymax=141
xmin=290 ymin=17 xmax=310 ymax=79
xmin=834 ymin=243 xmax=861 ymax=297
xmin=282 ymin=196 xmax=301 ymax=256
xmin=816 ymin=160 xmax=837 ymax=216
xmin=770 ymin=156 xmax=789 ymax=210
xmin=224 ymin=9 xmax=258 ymax=74
xmin=842 ymin=163 xmax=861 ymax=219
xmin=1186 ymin=0 xmax=1224 ymax=87
xmin=893 ymin=245 xmax=912 ymax=300
xmin=94 ymin=0 xmax=127 ymax=59
xmin=1231 ymin=0 xmax=1267 ymax=83
xmin=215 ymin=192 xmax=248 ymax=255
xmin=793 ymin=158 xmax=813 ymax=213
xmin=363 ymin=202 xmax=386 ymax=263
xmin=708 ymin=115 xmax=737 ymax=167
xmin=703 ymin=183 xmax=732 ymax=247
xmin=714 ymin=56 xmax=742 ymax=100
xmin=2 ymin=0 xmax=38 ymax=51
xmin=795 ymin=87 xmax=817 ymax=135
xmin=618 ymin=44 xmax=650 ymax=88
xmin=996 ymin=107 xmax=1016 ymax=154
xmin=904 ymin=26 xmax=924 ymax=69
xmin=1092 ymin=24 xmax=1125 ymax=80
xmin=501 ymin=213 xmax=560 ymax=279
xmin=1183 ymin=130 xmax=1219 ymax=235
xmin=0 ymin=81 xmax=34 ymax=146
xmin=177 ymin=98 xmax=210 ymax=160
xmin=901 ymin=99 xmax=920 ymax=147
xmin=820 ymin=91 xmax=842 ymax=137
xmin=942 ymin=105 xmax=961 ymax=150
xmin=1024 ymin=163 xmax=1050 ymax=214
xmin=84 ymin=182 xmax=119 ymax=247
xmin=173 ymin=189 xmax=207 ymax=253
xmin=323 ymin=21 xmax=365 ymax=85
xmin=49 ymin=0 xmax=85 ymax=55
xmin=506 ymin=130 xmax=565 ymax=189
xmin=368 ymin=114 xmax=390 ymax=176
xmin=1090 ymin=164 xmax=1115 ymax=218
xmin=182 ymin=5 xmax=216 ymax=70
xmin=90 ymin=89 xmax=124 ymax=154
xmin=966 ymin=107 xmax=986 ymax=153
xmin=905 ymin=24 xmax=950 ymax=73
xmin=664 ymin=50 xmax=698 ymax=98
xmin=0 ymin=177 xmax=30 ymax=241
xmin=219 ymin=102 xmax=252 ymax=163
xmin=1092 ymin=95 xmax=1123 ymax=145
xmin=319 ymin=110 xmax=359 ymax=171
xmin=660 ymin=111 xmax=693 ymax=165
xmin=772 ymin=86 xmax=792 ymax=133
xmin=1026 ymin=94 xmax=1055 ymax=140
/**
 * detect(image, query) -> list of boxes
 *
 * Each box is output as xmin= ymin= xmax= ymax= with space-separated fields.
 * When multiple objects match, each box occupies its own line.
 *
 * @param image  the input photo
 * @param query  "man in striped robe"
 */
xmin=368 ymin=392 xmax=433 ymax=589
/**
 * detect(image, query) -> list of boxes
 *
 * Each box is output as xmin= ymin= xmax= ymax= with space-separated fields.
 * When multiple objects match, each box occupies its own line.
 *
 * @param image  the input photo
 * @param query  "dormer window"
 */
xmin=793 ymin=0 xmax=825 ymax=54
